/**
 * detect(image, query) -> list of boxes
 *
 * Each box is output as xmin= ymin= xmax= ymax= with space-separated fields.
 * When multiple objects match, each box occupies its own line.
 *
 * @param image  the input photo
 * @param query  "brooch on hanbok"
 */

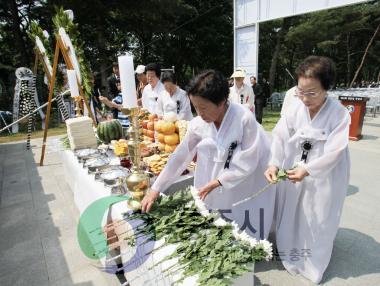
xmin=224 ymin=141 xmax=238 ymax=169
xmin=176 ymin=100 xmax=180 ymax=114
xmin=300 ymin=140 xmax=313 ymax=163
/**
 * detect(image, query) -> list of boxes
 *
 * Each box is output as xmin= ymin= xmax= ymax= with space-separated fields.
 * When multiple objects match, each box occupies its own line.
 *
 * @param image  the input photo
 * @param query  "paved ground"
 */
xmin=0 ymin=116 xmax=379 ymax=286
xmin=0 ymin=138 xmax=120 ymax=286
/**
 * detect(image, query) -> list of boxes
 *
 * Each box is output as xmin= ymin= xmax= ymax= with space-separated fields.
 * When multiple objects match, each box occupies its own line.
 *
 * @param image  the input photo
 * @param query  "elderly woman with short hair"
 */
xmin=265 ymin=56 xmax=350 ymax=283
xmin=142 ymin=70 xmax=275 ymax=240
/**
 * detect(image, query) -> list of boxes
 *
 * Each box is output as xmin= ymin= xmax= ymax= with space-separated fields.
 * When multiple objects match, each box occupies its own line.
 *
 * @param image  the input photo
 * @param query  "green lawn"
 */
xmin=0 ymin=125 xmax=67 ymax=144
xmin=262 ymin=109 xmax=280 ymax=131
xmin=0 ymin=110 xmax=280 ymax=144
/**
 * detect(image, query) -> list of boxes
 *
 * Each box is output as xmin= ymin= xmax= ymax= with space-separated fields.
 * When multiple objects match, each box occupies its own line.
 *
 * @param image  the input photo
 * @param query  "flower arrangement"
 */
xmin=28 ymin=21 xmax=53 ymax=76
xmin=52 ymin=7 xmax=92 ymax=99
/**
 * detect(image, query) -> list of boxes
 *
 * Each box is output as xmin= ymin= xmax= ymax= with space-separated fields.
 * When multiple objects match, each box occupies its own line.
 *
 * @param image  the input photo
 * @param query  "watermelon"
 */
xmin=97 ymin=119 xmax=123 ymax=143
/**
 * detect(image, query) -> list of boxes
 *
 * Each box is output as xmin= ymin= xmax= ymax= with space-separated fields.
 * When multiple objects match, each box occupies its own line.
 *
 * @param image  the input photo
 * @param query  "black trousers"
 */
xmin=255 ymin=103 xmax=264 ymax=124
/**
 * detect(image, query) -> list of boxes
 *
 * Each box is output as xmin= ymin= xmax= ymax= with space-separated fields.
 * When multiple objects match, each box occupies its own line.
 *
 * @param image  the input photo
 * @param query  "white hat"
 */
xmin=135 ymin=65 xmax=146 ymax=74
xmin=230 ymin=68 xmax=246 ymax=78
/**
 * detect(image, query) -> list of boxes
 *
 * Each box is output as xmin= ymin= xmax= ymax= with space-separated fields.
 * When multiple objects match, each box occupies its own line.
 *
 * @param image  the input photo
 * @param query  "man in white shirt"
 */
xmin=228 ymin=68 xmax=255 ymax=112
xmin=142 ymin=63 xmax=165 ymax=114
xmin=157 ymin=71 xmax=193 ymax=121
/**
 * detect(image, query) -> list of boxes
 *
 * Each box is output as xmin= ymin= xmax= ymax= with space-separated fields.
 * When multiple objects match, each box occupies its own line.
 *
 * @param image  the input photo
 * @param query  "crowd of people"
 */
xmin=88 ymin=62 xmax=271 ymax=128
xmin=138 ymin=56 xmax=348 ymax=285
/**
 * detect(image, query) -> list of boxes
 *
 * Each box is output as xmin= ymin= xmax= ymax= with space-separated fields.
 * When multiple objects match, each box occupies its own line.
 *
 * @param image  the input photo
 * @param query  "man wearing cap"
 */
xmin=142 ymin=63 xmax=165 ymax=114
xmin=229 ymin=68 xmax=255 ymax=113
xmin=135 ymin=65 xmax=148 ymax=106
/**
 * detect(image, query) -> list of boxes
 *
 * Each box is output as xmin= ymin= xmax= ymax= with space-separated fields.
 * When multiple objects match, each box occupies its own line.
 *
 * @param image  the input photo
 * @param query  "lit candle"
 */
xmin=118 ymin=54 xmax=138 ymax=108
xmin=67 ymin=69 xmax=79 ymax=97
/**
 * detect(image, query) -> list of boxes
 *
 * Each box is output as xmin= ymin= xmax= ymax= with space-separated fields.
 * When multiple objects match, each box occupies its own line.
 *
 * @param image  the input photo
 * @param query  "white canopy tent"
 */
xmin=233 ymin=0 xmax=369 ymax=80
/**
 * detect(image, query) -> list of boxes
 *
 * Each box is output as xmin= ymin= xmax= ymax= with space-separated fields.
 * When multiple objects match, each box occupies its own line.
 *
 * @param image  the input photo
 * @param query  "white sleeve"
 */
xmin=304 ymin=110 xmax=350 ymax=178
xmin=151 ymin=120 xmax=200 ymax=193
xmin=142 ymin=89 xmax=148 ymax=110
xmin=156 ymin=92 xmax=164 ymax=116
xmin=246 ymin=86 xmax=255 ymax=112
xmin=217 ymin=114 xmax=265 ymax=189
xmin=268 ymin=115 xmax=289 ymax=168
xmin=178 ymin=93 xmax=193 ymax=121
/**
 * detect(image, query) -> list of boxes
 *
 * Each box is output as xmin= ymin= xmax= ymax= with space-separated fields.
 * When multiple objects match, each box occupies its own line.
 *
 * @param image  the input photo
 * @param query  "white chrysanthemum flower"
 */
xmin=199 ymin=210 xmax=209 ymax=217
xmin=214 ymin=218 xmax=228 ymax=227
xmin=238 ymin=230 xmax=252 ymax=242
xmin=194 ymin=198 xmax=208 ymax=213
xmin=247 ymin=237 xmax=258 ymax=248
xmin=231 ymin=222 xmax=241 ymax=239
xmin=257 ymin=239 xmax=273 ymax=261
xmin=43 ymin=30 xmax=49 ymax=39
xmin=190 ymin=187 xmax=200 ymax=199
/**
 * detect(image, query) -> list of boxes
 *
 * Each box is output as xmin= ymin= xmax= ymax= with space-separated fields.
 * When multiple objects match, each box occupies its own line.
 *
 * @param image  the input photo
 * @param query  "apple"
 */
xmin=147 ymin=121 xmax=155 ymax=131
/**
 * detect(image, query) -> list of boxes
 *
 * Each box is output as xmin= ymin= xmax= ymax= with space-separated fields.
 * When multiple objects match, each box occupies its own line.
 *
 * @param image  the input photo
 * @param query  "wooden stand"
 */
xmin=39 ymin=35 xmax=96 ymax=166
xmin=339 ymin=96 xmax=369 ymax=141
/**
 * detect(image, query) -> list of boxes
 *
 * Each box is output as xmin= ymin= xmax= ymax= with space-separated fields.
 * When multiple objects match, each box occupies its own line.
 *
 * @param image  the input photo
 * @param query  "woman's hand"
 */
xmin=199 ymin=180 xmax=220 ymax=201
xmin=264 ymin=165 xmax=279 ymax=183
xmin=287 ymin=166 xmax=309 ymax=183
xmin=141 ymin=190 xmax=160 ymax=213
xmin=99 ymin=96 xmax=109 ymax=104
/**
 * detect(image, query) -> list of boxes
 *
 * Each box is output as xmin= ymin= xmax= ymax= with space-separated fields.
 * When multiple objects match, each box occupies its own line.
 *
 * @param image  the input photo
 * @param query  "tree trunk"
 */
xmin=95 ymin=13 xmax=108 ymax=91
xmin=346 ymin=33 xmax=351 ymax=87
xmin=8 ymin=0 xmax=29 ymax=66
xmin=268 ymin=18 xmax=291 ymax=95
xmin=350 ymin=22 xmax=380 ymax=88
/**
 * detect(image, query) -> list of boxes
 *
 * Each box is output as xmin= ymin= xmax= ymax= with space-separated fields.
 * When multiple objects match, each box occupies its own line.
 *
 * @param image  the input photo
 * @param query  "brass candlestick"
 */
xmin=121 ymin=107 xmax=149 ymax=210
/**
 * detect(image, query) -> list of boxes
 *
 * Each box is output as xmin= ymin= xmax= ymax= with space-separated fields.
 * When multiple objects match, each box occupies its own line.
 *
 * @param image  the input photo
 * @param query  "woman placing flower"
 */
xmin=141 ymin=70 xmax=275 ymax=240
xmin=265 ymin=56 xmax=350 ymax=284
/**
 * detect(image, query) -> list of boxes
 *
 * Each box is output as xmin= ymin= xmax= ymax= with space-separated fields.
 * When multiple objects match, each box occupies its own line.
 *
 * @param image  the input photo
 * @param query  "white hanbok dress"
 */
xmin=151 ymin=102 xmax=275 ymax=239
xmin=156 ymin=87 xmax=193 ymax=121
xmin=270 ymin=96 xmax=350 ymax=283
xmin=142 ymin=81 xmax=165 ymax=114
xmin=229 ymin=83 xmax=255 ymax=113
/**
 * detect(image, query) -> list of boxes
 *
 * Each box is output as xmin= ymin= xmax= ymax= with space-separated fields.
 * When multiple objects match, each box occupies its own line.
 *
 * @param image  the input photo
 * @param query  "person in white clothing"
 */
xmin=141 ymin=70 xmax=275 ymax=240
xmin=228 ymin=68 xmax=255 ymax=112
xmin=156 ymin=71 xmax=193 ymax=121
xmin=281 ymin=85 xmax=298 ymax=116
xmin=265 ymin=56 xmax=350 ymax=284
xmin=141 ymin=63 xmax=165 ymax=114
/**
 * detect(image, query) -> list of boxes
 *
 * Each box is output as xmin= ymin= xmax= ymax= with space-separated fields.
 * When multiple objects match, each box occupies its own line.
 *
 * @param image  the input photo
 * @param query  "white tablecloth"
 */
xmin=61 ymin=150 xmax=255 ymax=286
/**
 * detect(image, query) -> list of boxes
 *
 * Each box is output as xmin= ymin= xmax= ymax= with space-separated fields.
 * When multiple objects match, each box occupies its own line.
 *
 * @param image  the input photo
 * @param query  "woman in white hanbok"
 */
xmin=265 ymin=56 xmax=350 ymax=284
xmin=156 ymin=71 xmax=193 ymax=121
xmin=142 ymin=70 xmax=275 ymax=239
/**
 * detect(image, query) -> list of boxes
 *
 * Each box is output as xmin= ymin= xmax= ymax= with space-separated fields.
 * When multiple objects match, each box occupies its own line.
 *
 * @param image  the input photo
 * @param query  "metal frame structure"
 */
xmin=233 ymin=0 xmax=369 ymax=80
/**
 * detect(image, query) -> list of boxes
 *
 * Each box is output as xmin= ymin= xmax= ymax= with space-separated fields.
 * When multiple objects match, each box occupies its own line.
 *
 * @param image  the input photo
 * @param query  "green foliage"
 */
xmin=259 ymin=0 xmax=380 ymax=89
xmin=27 ymin=21 xmax=52 ymax=63
xmin=123 ymin=189 xmax=268 ymax=286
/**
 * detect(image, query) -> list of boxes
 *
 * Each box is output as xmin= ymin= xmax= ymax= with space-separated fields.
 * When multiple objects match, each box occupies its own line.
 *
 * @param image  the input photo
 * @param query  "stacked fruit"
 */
xmin=155 ymin=119 xmax=179 ymax=153
xmin=141 ymin=114 xmax=157 ymax=143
